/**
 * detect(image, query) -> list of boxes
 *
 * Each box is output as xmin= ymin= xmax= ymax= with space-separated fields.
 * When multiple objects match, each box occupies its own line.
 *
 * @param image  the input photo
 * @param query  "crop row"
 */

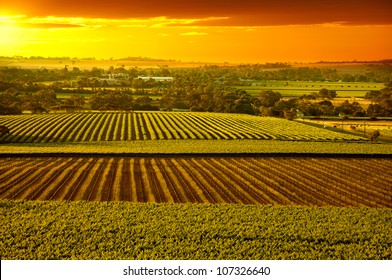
xmin=0 ymin=112 xmax=366 ymax=143
xmin=1 ymin=157 xmax=390 ymax=208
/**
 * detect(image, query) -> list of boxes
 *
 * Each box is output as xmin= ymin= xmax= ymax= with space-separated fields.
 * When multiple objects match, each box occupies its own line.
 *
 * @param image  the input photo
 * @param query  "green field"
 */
xmin=1 ymin=200 xmax=391 ymax=260
xmin=238 ymin=81 xmax=384 ymax=97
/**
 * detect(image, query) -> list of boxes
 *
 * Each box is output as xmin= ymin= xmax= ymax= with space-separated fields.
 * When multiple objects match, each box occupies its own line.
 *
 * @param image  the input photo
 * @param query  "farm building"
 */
xmin=296 ymin=110 xmax=305 ymax=118
xmin=137 ymin=76 xmax=174 ymax=82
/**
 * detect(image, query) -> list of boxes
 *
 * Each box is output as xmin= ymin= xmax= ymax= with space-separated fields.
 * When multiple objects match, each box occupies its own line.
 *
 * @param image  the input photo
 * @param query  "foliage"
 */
xmin=258 ymin=90 xmax=281 ymax=107
xmin=0 ymin=125 xmax=10 ymax=136
xmin=365 ymin=86 xmax=392 ymax=117
xmin=1 ymin=64 xmax=390 ymax=117
xmin=0 ymin=104 xmax=22 ymax=115
xmin=283 ymin=110 xmax=296 ymax=120
xmin=90 ymin=92 xmax=134 ymax=110
xmin=300 ymin=88 xmax=337 ymax=100
xmin=1 ymin=200 xmax=391 ymax=260
xmin=369 ymin=130 xmax=381 ymax=142
xmin=0 ymin=90 xmax=23 ymax=114
xmin=334 ymin=100 xmax=366 ymax=117
xmin=318 ymin=88 xmax=337 ymax=99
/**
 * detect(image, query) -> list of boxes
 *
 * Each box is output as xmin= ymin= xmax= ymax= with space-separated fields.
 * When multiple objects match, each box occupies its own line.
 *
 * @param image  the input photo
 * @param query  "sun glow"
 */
xmin=0 ymin=15 xmax=24 ymax=46
xmin=0 ymin=11 xmax=391 ymax=62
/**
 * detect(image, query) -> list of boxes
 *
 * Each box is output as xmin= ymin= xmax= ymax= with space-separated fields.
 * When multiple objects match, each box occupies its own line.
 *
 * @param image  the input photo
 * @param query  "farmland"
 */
xmin=1 ymin=200 xmax=392 ymax=259
xmin=1 ymin=156 xmax=391 ymax=208
xmin=237 ymin=81 xmax=384 ymax=98
xmin=302 ymin=118 xmax=392 ymax=140
xmin=0 ymin=112 xmax=367 ymax=143
xmin=2 ymin=139 xmax=392 ymax=155
xmin=1 ymin=110 xmax=392 ymax=260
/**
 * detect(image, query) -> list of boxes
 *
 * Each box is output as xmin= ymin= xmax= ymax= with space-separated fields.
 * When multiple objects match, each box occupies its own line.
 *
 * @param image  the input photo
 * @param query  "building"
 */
xmin=137 ymin=76 xmax=174 ymax=82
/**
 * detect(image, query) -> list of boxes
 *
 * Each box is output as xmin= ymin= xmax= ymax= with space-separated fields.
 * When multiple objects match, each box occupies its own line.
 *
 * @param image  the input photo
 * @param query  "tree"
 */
xmin=134 ymin=96 xmax=155 ymax=110
xmin=259 ymin=107 xmax=280 ymax=117
xmin=90 ymin=92 xmax=133 ymax=110
xmin=369 ymin=130 xmax=380 ymax=142
xmin=274 ymin=99 xmax=297 ymax=111
xmin=160 ymin=94 xmax=176 ymax=110
xmin=364 ymin=90 xmax=382 ymax=102
xmin=0 ymin=125 xmax=10 ymax=137
xmin=318 ymin=88 xmax=337 ymax=99
xmin=0 ymin=104 xmax=22 ymax=115
xmin=296 ymin=100 xmax=323 ymax=116
xmin=34 ymin=90 xmax=57 ymax=110
xmin=69 ymin=94 xmax=85 ymax=108
xmin=233 ymin=98 xmax=254 ymax=115
xmin=367 ymin=104 xmax=383 ymax=117
xmin=334 ymin=100 xmax=365 ymax=116
xmin=0 ymin=91 xmax=23 ymax=114
xmin=364 ymin=86 xmax=392 ymax=117
xmin=258 ymin=90 xmax=281 ymax=107
xmin=318 ymin=100 xmax=335 ymax=115
xmin=132 ymin=78 xmax=145 ymax=92
xmin=283 ymin=109 xmax=296 ymax=120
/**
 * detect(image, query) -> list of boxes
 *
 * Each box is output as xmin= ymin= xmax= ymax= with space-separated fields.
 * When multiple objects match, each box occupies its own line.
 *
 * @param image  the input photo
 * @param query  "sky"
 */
xmin=1 ymin=0 xmax=392 ymax=63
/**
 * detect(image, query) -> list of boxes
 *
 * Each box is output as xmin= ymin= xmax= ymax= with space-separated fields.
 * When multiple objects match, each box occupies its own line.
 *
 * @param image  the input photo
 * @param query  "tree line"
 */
xmin=1 ymin=83 xmax=391 ymax=118
xmin=1 ymin=65 xmax=391 ymax=117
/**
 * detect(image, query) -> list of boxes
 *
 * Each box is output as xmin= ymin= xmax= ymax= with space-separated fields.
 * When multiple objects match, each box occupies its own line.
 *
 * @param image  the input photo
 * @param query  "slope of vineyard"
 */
xmin=1 ymin=200 xmax=391 ymax=260
xmin=1 ymin=156 xmax=391 ymax=208
xmin=0 ymin=112 xmax=366 ymax=143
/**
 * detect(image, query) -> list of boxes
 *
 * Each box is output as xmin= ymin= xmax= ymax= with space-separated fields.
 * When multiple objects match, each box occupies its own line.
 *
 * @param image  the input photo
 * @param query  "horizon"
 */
xmin=1 ymin=1 xmax=392 ymax=63
xmin=2 ymin=55 xmax=392 ymax=66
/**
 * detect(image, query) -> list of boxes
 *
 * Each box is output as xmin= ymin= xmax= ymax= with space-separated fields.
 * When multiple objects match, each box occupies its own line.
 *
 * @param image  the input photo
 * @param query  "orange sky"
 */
xmin=1 ymin=0 xmax=391 ymax=63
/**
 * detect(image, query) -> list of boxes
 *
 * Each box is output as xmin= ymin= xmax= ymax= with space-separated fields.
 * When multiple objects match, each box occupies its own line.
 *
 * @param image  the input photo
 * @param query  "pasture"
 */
xmin=302 ymin=118 xmax=392 ymax=139
xmin=238 ymin=81 xmax=384 ymax=98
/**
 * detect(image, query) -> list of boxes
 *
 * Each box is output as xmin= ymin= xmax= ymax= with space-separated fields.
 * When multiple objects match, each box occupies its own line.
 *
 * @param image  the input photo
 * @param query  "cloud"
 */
xmin=2 ymin=0 xmax=392 ymax=26
xmin=19 ymin=23 xmax=84 ymax=29
xmin=0 ymin=15 xmax=87 ymax=29
xmin=1 ymin=15 xmax=232 ymax=31
xmin=1 ymin=15 xmax=230 ymax=30
xmin=180 ymin=32 xmax=208 ymax=36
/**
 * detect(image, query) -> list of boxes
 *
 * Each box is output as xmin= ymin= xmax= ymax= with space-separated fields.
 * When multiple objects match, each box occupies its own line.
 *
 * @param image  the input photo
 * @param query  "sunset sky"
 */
xmin=1 ymin=0 xmax=391 ymax=63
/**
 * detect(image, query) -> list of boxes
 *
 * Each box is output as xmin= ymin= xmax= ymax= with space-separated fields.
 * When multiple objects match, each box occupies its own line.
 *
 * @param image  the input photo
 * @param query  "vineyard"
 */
xmin=1 ymin=156 xmax=391 ymax=208
xmin=1 ymin=200 xmax=392 ymax=259
xmin=0 ymin=112 xmax=366 ymax=143
xmin=1 ymin=111 xmax=391 ymax=261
